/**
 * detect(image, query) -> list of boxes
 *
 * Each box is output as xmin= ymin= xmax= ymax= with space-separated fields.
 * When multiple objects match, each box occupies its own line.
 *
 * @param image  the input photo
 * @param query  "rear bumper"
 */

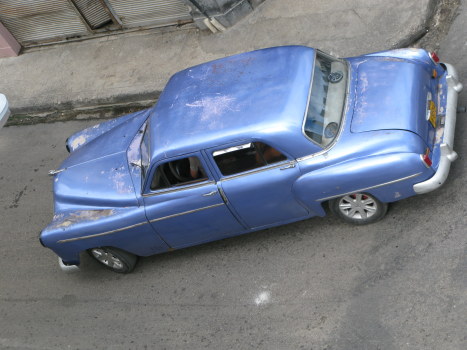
xmin=413 ymin=63 xmax=463 ymax=194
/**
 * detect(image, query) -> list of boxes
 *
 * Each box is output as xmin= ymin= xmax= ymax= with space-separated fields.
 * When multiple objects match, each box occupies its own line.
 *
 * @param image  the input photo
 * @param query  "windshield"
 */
xmin=140 ymin=123 xmax=150 ymax=181
xmin=304 ymin=53 xmax=348 ymax=147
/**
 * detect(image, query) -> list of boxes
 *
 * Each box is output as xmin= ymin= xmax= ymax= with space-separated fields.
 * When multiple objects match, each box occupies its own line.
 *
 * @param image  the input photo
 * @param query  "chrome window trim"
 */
xmin=316 ymin=172 xmax=422 ymax=202
xmin=149 ymin=203 xmax=225 ymax=223
xmin=142 ymin=180 xmax=216 ymax=197
xmin=213 ymin=143 xmax=253 ymax=156
xmin=299 ymin=51 xmax=351 ymax=162
xmin=220 ymin=160 xmax=295 ymax=182
xmin=57 ymin=221 xmax=149 ymax=244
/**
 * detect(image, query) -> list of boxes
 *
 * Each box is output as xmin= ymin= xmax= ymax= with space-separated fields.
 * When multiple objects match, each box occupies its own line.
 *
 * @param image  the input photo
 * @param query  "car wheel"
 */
xmin=88 ymin=247 xmax=138 ymax=273
xmin=329 ymin=193 xmax=388 ymax=225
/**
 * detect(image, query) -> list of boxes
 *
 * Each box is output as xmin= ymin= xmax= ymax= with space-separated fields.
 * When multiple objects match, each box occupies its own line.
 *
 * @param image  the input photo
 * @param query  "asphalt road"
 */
xmin=1 ymin=12 xmax=467 ymax=350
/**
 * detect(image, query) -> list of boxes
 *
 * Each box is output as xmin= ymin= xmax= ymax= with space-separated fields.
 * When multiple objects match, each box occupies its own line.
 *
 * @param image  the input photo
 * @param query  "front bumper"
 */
xmin=0 ymin=93 xmax=11 ymax=128
xmin=58 ymin=257 xmax=80 ymax=272
xmin=413 ymin=63 xmax=463 ymax=194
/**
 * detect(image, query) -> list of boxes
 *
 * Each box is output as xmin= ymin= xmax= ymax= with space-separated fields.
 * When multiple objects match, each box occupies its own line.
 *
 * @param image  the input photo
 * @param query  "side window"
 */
xmin=151 ymin=156 xmax=208 ymax=190
xmin=213 ymin=142 xmax=287 ymax=176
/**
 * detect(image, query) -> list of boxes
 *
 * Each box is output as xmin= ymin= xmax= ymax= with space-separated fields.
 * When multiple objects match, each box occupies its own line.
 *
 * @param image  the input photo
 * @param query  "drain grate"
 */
xmin=71 ymin=0 xmax=113 ymax=29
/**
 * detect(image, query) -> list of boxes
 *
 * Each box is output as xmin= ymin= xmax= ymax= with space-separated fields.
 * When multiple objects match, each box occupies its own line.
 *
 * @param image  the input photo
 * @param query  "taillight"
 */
xmin=421 ymin=148 xmax=432 ymax=168
xmin=429 ymin=52 xmax=440 ymax=64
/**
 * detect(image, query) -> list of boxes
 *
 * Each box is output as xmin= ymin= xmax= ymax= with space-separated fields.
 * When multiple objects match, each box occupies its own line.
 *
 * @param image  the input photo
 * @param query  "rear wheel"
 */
xmin=330 ymin=193 xmax=388 ymax=225
xmin=88 ymin=247 xmax=138 ymax=273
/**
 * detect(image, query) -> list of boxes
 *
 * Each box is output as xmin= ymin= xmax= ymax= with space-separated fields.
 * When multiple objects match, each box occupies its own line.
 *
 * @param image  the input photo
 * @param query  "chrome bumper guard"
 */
xmin=59 ymin=257 xmax=80 ymax=272
xmin=0 ymin=93 xmax=11 ymax=128
xmin=413 ymin=63 xmax=463 ymax=194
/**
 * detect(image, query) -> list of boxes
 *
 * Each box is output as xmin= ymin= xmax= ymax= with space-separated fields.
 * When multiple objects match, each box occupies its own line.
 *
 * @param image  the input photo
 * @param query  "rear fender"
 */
xmin=294 ymin=153 xmax=431 ymax=209
xmin=359 ymin=48 xmax=434 ymax=67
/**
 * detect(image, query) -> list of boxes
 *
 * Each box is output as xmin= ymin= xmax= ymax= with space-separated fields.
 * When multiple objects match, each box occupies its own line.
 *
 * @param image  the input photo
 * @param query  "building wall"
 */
xmin=0 ymin=21 xmax=21 ymax=58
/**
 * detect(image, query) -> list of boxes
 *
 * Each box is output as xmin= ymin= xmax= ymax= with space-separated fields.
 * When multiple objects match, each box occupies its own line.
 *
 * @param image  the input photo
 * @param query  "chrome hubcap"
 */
xmin=338 ymin=194 xmax=377 ymax=220
xmin=91 ymin=249 xmax=124 ymax=270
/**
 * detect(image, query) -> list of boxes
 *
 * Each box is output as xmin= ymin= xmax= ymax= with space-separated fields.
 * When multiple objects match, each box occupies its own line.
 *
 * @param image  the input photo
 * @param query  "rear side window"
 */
xmin=213 ymin=142 xmax=287 ymax=176
xmin=151 ymin=156 xmax=208 ymax=190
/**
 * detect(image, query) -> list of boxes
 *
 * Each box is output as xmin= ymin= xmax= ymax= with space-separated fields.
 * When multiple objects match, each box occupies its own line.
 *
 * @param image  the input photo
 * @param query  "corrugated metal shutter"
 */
xmin=0 ymin=0 xmax=88 ymax=46
xmin=72 ymin=0 xmax=112 ymax=29
xmin=108 ymin=0 xmax=191 ymax=28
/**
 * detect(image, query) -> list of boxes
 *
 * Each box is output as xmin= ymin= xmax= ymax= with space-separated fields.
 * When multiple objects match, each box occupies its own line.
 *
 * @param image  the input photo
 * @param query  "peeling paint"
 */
xmin=186 ymin=94 xmax=239 ymax=125
xmin=70 ymin=134 xmax=88 ymax=150
xmin=111 ymin=168 xmax=133 ymax=194
xmin=52 ymin=209 xmax=115 ymax=229
xmin=435 ymin=126 xmax=445 ymax=143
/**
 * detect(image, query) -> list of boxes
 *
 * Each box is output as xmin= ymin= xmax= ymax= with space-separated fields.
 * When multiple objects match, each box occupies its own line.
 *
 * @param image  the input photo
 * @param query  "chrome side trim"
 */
xmin=142 ymin=181 xmax=215 ymax=197
xmin=221 ymin=161 xmax=294 ymax=182
xmin=57 ymin=221 xmax=149 ymax=244
xmin=316 ymin=173 xmax=422 ymax=202
xmin=150 ymin=203 xmax=225 ymax=223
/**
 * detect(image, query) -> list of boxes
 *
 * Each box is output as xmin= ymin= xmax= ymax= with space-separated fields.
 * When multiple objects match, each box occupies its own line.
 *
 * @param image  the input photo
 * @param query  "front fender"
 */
xmin=67 ymin=108 xmax=151 ymax=152
xmin=40 ymin=207 xmax=169 ymax=265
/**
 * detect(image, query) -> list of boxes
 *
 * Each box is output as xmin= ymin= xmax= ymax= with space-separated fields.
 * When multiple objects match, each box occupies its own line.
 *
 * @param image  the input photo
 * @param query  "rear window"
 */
xmin=304 ymin=53 xmax=348 ymax=147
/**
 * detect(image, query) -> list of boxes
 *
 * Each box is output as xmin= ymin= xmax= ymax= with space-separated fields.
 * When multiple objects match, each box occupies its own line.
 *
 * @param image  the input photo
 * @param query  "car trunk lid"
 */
xmin=351 ymin=58 xmax=438 ymax=150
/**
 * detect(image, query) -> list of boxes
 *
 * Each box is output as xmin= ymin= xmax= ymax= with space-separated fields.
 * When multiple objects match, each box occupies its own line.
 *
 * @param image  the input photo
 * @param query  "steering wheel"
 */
xmin=169 ymin=160 xmax=192 ymax=182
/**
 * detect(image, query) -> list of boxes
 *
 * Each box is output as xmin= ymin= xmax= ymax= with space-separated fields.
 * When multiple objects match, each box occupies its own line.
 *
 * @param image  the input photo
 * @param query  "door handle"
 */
xmin=280 ymin=162 xmax=296 ymax=170
xmin=202 ymin=190 xmax=218 ymax=197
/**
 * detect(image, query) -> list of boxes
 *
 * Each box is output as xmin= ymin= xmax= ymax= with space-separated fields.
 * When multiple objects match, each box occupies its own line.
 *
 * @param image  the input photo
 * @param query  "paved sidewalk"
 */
xmin=0 ymin=0 xmax=434 ymax=120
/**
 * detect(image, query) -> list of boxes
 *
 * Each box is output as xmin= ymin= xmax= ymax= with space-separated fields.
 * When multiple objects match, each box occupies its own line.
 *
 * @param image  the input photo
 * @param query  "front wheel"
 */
xmin=329 ymin=193 xmax=388 ymax=225
xmin=88 ymin=247 xmax=138 ymax=273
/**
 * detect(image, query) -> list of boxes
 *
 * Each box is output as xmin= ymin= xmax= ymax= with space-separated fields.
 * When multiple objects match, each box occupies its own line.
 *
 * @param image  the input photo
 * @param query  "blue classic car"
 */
xmin=40 ymin=46 xmax=463 ymax=273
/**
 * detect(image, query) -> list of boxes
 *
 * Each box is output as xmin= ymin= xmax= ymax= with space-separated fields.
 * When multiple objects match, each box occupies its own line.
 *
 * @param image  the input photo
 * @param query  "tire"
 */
xmin=65 ymin=138 xmax=70 ymax=153
xmin=329 ymin=192 xmax=388 ymax=225
xmin=88 ymin=247 xmax=138 ymax=273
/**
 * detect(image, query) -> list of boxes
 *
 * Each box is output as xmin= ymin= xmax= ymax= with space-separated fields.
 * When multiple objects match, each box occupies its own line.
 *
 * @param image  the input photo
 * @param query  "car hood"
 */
xmin=53 ymin=151 xmax=138 ymax=212
xmin=351 ymin=58 xmax=433 ymax=146
xmin=52 ymin=111 xmax=149 ymax=212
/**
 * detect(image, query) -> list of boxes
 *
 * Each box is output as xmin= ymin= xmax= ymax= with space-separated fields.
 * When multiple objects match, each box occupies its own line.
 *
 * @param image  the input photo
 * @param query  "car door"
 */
xmin=209 ymin=141 xmax=309 ymax=229
xmin=143 ymin=153 xmax=245 ymax=249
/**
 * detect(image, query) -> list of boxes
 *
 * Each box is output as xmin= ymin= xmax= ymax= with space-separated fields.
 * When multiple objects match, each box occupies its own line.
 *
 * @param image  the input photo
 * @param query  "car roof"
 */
xmin=149 ymin=46 xmax=317 ymax=161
